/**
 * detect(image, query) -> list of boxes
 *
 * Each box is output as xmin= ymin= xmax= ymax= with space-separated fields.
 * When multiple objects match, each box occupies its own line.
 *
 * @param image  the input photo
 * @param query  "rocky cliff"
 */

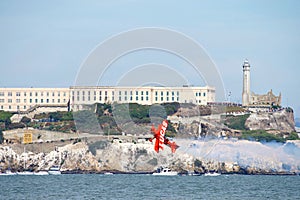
xmin=245 ymin=109 xmax=295 ymax=134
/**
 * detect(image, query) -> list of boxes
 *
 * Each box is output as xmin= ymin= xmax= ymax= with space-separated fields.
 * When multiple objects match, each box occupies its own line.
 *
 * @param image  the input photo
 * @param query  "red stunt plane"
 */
xmin=149 ymin=120 xmax=179 ymax=153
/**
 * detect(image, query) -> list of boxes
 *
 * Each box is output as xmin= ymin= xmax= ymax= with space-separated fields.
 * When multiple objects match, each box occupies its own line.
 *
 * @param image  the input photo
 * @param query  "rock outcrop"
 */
xmin=245 ymin=109 xmax=295 ymax=134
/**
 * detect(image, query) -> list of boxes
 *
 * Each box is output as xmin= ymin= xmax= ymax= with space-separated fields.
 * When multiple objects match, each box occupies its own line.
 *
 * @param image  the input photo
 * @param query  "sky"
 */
xmin=0 ymin=0 xmax=300 ymax=118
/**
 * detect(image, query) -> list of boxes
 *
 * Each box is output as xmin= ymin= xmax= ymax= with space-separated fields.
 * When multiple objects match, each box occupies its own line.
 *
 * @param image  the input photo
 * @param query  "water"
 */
xmin=0 ymin=174 xmax=299 ymax=200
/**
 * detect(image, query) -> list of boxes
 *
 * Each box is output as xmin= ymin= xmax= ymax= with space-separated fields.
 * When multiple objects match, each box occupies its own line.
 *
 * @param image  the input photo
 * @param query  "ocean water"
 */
xmin=0 ymin=174 xmax=299 ymax=200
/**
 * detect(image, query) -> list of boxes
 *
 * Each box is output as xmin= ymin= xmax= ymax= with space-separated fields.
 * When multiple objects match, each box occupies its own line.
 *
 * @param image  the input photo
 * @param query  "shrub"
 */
xmin=240 ymin=130 xmax=285 ymax=143
xmin=224 ymin=114 xmax=250 ymax=130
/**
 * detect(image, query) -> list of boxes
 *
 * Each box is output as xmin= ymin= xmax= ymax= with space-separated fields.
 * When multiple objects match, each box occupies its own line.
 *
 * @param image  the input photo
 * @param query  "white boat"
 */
xmin=17 ymin=171 xmax=35 ymax=175
xmin=204 ymin=171 xmax=221 ymax=176
xmin=104 ymin=172 xmax=113 ymax=175
xmin=34 ymin=171 xmax=49 ymax=176
xmin=48 ymin=165 xmax=61 ymax=175
xmin=153 ymin=167 xmax=178 ymax=176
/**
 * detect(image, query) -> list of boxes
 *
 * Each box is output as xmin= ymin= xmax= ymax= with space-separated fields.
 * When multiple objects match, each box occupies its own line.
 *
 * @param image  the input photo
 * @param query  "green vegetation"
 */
xmin=286 ymin=132 xmax=299 ymax=140
xmin=239 ymin=130 xmax=286 ymax=143
xmin=224 ymin=114 xmax=250 ymax=130
xmin=225 ymin=106 xmax=245 ymax=113
xmin=34 ymin=111 xmax=74 ymax=121
xmin=0 ymin=110 xmax=13 ymax=129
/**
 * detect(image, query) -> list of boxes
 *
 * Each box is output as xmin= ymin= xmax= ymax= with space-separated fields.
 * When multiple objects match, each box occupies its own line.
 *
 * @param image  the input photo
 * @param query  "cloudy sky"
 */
xmin=1 ymin=1 xmax=299 ymax=118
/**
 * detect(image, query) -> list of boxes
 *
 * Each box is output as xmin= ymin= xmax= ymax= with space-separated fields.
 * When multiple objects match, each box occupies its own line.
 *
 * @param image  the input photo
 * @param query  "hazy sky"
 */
xmin=1 ymin=1 xmax=299 ymax=117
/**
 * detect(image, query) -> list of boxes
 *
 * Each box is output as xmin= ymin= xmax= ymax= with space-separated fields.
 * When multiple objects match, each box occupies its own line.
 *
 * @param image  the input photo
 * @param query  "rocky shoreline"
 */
xmin=1 ymin=138 xmax=299 ymax=175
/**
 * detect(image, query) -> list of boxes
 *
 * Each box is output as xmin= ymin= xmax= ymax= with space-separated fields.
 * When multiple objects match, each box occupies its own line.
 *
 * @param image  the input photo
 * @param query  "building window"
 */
xmin=172 ymin=97 xmax=174 ymax=101
xmin=146 ymin=96 xmax=149 ymax=101
xmin=0 ymin=105 xmax=3 ymax=109
xmin=0 ymin=92 xmax=4 ymax=96
xmin=41 ymin=92 xmax=43 ymax=96
xmin=35 ymin=92 xmax=38 ymax=96
xmin=35 ymin=99 xmax=38 ymax=103
xmin=8 ymin=99 xmax=12 ymax=103
xmin=9 ymin=105 xmax=11 ymax=109
xmin=125 ymin=96 xmax=127 ymax=101
xmin=130 ymin=96 xmax=133 ymax=101
xmin=125 ymin=91 xmax=127 ymax=95
xmin=47 ymin=99 xmax=49 ymax=103
xmin=24 ymin=92 xmax=27 ymax=96
xmin=30 ymin=92 xmax=32 ymax=97
xmin=136 ymin=91 xmax=138 ymax=96
xmin=88 ymin=91 xmax=90 ymax=96
xmin=161 ymin=97 xmax=163 ymax=101
xmin=119 ymin=96 xmax=121 ymax=101
xmin=52 ymin=99 xmax=55 ymax=103
xmin=167 ymin=97 xmax=169 ymax=101
xmin=203 ymin=92 xmax=206 ymax=97
xmin=63 ymin=99 xmax=66 ymax=103
xmin=77 ymin=91 xmax=80 ymax=96
xmin=155 ymin=91 xmax=158 ymax=96
xmin=8 ymin=92 xmax=12 ymax=96
xmin=161 ymin=91 xmax=163 ymax=96
xmin=52 ymin=92 xmax=55 ymax=97
xmin=141 ymin=91 xmax=144 ymax=95
xmin=94 ymin=96 xmax=96 ymax=101
xmin=82 ymin=91 xmax=85 ymax=96
xmin=58 ymin=92 xmax=60 ymax=97
xmin=41 ymin=99 xmax=43 ymax=103
xmin=16 ymin=92 xmax=21 ymax=96
xmin=16 ymin=99 xmax=20 ymax=103
xmin=166 ymin=91 xmax=169 ymax=96
xmin=64 ymin=92 xmax=66 ymax=97
xmin=119 ymin=91 xmax=121 ymax=95
xmin=141 ymin=96 xmax=144 ymax=101
xmin=0 ymin=99 xmax=4 ymax=103
xmin=47 ymin=92 xmax=49 ymax=96
xmin=58 ymin=99 xmax=60 ymax=103
xmin=155 ymin=97 xmax=158 ymax=101
xmin=172 ymin=91 xmax=174 ymax=96
xmin=88 ymin=96 xmax=90 ymax=101
xmin=24 ymin=106 xmax=26 ymax=109
xmin=30 ymin=99 xmax=32 ymax=103
xmin=146 ymin=91 xmax=148 ymax=95
xmin=136 ymin=96 xmax=138 ymax=101
xmin=77 ymin=96 xmax=80 ymax=101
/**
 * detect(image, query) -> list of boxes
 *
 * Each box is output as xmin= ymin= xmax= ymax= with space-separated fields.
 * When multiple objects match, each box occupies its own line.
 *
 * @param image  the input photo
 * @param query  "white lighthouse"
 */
xmin=242 ymin=59 xmax=251 ymax=106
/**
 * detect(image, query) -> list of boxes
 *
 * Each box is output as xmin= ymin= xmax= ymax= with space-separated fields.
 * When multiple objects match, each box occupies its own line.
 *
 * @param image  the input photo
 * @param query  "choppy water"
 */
xmin=0 ymin=174 xmax=299 ymax=200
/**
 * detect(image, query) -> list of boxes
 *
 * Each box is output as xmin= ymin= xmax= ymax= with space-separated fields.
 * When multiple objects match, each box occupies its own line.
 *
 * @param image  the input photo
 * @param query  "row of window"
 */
xmin=0 ymin=105 xmax=27 ymax=110
xmin=72 ymin=90 xmax=183 ymax=97
xmin=195 ymin=92 xmax=206 ymax=97
xmin=0 ymin=91 xmax=67 ymax=97
xmin=0 ymin=98 xmax=67 ymax=104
